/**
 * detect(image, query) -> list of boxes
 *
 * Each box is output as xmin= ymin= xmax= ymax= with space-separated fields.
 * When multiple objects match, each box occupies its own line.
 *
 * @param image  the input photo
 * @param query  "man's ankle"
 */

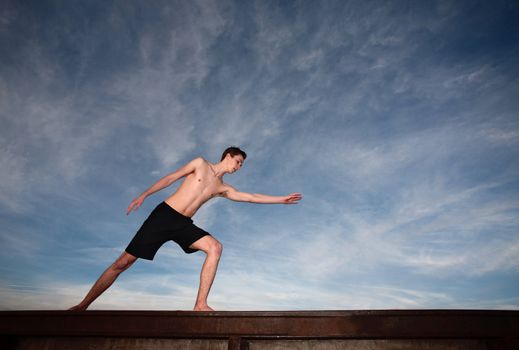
xmin=193 ymin=303 xmax=214 ymax=311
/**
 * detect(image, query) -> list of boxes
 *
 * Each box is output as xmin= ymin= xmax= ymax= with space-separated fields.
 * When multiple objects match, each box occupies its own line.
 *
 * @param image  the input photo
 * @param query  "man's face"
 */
xmin=228 ymin=154 xmax=244 ymax=173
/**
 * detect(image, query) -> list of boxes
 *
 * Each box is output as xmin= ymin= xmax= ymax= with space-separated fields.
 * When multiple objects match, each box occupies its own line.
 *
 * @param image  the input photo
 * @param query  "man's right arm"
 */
xmin=220 ymin=184 xmax=302 ymax=204
xmin=126 ymin=157 xmax=203 ymax=214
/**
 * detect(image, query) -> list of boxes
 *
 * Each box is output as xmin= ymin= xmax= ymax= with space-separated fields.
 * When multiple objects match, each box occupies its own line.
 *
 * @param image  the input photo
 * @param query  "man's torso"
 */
xmin=164 ymin=159 xmax=225 ymax=217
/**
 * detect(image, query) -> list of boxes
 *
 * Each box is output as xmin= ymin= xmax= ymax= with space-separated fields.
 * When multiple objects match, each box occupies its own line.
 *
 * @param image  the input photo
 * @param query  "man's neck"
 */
xmin=209 ymin=161 xmax=227 ymax=179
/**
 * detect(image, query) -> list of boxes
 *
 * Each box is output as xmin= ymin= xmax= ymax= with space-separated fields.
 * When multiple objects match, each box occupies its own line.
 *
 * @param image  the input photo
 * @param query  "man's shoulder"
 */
xmin=190 ymin=157 xmax=206 ymax=167
xmin=220 ymin=182 xmax=234 ymax=190
xmin=190 ymin=157 xmax=217 ymax=173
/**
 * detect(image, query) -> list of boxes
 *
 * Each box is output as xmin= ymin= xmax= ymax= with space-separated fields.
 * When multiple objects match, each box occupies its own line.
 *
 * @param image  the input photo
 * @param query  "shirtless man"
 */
xmin=69 ymin=147 xmax=302 ymax=311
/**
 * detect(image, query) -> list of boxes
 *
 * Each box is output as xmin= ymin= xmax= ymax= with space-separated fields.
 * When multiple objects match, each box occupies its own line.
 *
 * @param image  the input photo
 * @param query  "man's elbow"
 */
xmin=246 ymin=193 xmax=261 ymax=203
xmin=164 ymin=173 xmax=178 ymax=185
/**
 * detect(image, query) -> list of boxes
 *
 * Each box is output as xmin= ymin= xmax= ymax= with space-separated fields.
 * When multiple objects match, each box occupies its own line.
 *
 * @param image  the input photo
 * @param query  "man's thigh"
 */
xmin=189 ymin=235 xmax=220 ymax=253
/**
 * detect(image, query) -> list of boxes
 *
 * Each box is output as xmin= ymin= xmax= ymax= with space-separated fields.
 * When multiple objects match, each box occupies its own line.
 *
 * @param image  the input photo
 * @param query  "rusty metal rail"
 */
xmin=1 ymin=310 xmax=519 ymax=349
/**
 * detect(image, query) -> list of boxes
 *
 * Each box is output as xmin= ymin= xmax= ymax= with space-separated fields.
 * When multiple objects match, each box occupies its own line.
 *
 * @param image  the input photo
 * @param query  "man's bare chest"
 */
xmin=192 ymin=173 xmax=222 ymax=195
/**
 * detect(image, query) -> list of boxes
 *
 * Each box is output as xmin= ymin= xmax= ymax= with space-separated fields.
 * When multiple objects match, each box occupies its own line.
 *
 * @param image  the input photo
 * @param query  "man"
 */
xmin=69 ymin=147 xmax=302 ymax=311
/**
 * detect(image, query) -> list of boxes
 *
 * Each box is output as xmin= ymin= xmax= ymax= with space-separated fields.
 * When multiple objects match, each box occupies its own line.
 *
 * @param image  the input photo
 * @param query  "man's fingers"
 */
xmin=284 ymin=193 xmax=302 ymax=204
xmin=126 ymin=200 xmax=140 ymax=215
xmin=289 ymin=194 xmax=302 ymax=201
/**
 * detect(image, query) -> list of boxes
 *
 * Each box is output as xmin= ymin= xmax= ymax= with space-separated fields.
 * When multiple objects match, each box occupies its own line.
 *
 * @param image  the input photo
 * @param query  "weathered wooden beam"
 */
xmin=1 ymin=310 xmax=518 ymax=349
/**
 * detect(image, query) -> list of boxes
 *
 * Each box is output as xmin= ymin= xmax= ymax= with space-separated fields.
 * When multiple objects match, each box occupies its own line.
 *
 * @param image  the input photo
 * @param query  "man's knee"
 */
xmin=208 ymin=238 xmax=223 ymax=257
xmin=191 ymin=236 xmax=223 ymax=257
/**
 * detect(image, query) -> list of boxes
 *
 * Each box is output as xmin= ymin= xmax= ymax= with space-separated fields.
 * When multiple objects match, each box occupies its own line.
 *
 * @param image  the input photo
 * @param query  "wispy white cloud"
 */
xmin=0 ymin=272 xmax=456 ymax=311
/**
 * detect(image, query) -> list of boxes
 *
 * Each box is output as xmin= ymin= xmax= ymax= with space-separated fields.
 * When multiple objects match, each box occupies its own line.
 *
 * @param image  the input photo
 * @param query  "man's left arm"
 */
xmin=221 ymin=185 xmax=302 ymax=204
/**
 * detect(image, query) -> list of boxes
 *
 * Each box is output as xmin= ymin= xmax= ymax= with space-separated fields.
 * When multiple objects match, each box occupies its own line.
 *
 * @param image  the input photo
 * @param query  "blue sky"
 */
xmin=1 ymin=0 xmax=518 ymax=310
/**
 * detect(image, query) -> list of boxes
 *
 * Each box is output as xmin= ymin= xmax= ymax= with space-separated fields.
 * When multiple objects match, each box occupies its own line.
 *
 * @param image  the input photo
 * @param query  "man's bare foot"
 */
xmin=193 ymin=304 xmax=215 ymax=311
xmin=68 ymin=304 xmax=87 ymax=311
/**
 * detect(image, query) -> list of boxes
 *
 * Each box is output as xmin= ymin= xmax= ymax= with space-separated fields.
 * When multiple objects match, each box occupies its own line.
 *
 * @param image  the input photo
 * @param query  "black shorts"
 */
xmin=125 ymin=202 xmax=211 ymax=260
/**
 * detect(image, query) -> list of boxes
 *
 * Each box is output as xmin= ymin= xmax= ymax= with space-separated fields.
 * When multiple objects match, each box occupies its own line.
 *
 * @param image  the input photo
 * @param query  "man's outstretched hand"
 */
xmin=283 ymin=193 xmax=302 ymax=204
xmin=127 ymin=195 xmax=145 ymax=215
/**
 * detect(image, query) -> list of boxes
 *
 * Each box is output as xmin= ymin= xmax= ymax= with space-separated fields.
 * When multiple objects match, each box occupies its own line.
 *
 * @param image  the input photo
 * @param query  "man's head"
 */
xmin=221 ymin=146 xmax=246 ymax=173
xmin=221 ymin=146 xmax=247 ymax=161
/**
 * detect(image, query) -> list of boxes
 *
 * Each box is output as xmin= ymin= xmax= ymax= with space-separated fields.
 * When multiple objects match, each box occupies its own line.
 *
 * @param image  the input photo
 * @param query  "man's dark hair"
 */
xmin=221 ymin=146 xmax=247 ymax=161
